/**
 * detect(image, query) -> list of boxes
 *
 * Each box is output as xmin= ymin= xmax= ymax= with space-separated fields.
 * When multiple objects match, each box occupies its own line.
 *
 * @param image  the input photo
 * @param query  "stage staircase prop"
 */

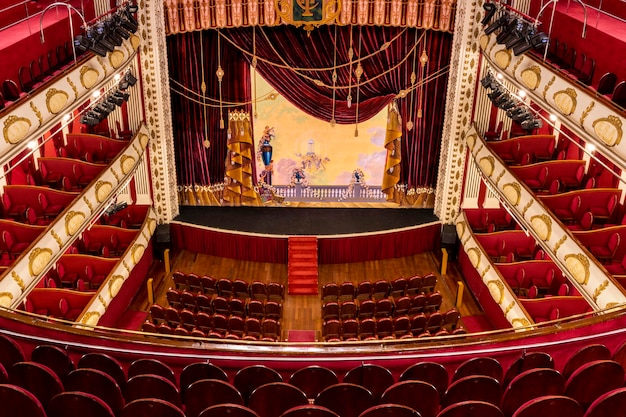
xmin=288 ymin=236 xmax=319 ymax=295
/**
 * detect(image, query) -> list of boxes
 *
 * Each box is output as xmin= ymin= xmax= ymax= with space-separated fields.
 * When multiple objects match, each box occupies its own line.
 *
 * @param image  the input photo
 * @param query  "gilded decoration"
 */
xmin=65 ymin=211 xmax=86 ymax=236
xmin=455 ymin=221 xmax=465 ymax=239
xmin=28 ymin=247 xmax=52 ymax=277
xmin=502 ymin=182 xmax=521 ymax=206
xmin=11 ymin=271 xmax=24 ymax=291
xmin=592 ymin=280 xmax=609 ymax=303
xmin=494 ymin=48 xmax=512 ymax=70
xmin=495 ymin=170 xmax=505 ymax=187
xmin=478 ymin=156 xmax=495 ymax=177
xmin=465 ymin=134 xmax=477 ymax=151
xmin=479 ymin=34 xmax=490 ymax=51
xmin=0 ymin=292 xmax=13 ymax=308
xmin=67 ymin=77 xmax=78 ymax=99
xmin=95 ymin=181 xmax=113 ymax=203
xmin=592 ymin=116 xmax=623 ymax=147
xmin=580 ymin=101 xmax=595 ymax=127
xmin=543 ymin=76 xmax=556 ymax=100
xmin=481 ymin=264 xmax=491 ymax=278
xmin=109 ymin=50 xmax=126 ymax=69
xmin=504 ymin=301 xmax=516 ymax=315
xmin=139 ymin=133 xmax=149 ymax=148
xmin=79 ymin=66 xmax=100 ymax=89
xmin=511 ymin=56 xmax=524 ymax=79
xmin=97 ymin=57 xmax=108 ymax=76
xmin=120 ymin=155 xmax=136 ymax=174
xmin=522 ymin=199 xmax=533 ymax=217
xmin=29 ymin=102 xmax=43 ymax=127
xmin=80 ymin=311 xmax=101 ymax=326
xmin=45 ymin=88 xmax=69 ymax=114
xmin=82 ymin=196 xmax=94 ymax=213
xmin=511 ymin=318 xmax=531 ymax=328
xmin=108 ymin=275 xmax=124 ymax=298
xmin=467 ymin=247 xmax=481 ymax=268
xmin=51 ymin=230 xmax=63 ymax=248
xmin=530 ymin=214 xmax=552 ymax=241
xmin=521 ymin=66 xmax=541 ymax=91
xmin=147 ymin=218 xmax=157 ymax=234
xmin=98 ymin=294 xmax=108 ymax=308
xmin=553 ymin=235 xmax=567 ymax=253
xmin=564 ymin=253 xmax=590 ymax=285
xmin=553 ymin=88 xmax=577 ymax=116
xmin=487 ymin=280 xmax=504 ymax=304
xmin=3 ymin=115 xmax=32 ymax=144
xmin=131 ymin=243 xmax=145 ymax=264
xmin=130 ymin=34 xmax=141 ymax=50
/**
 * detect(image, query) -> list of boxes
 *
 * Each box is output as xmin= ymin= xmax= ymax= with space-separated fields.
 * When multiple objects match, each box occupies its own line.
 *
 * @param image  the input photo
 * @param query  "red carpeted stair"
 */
xmin=288 ymin=236 xmax=319 ymax=295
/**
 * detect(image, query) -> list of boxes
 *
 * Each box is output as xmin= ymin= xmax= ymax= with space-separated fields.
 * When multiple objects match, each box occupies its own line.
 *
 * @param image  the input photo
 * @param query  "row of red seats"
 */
xmin=2 ymin=335 xmax=626 ymax=417
xmin=321 ymin=273 xmax=438 ymax=303
xmin=322 ymin=291 xmax=443 ymax=321
xmin=164 ymin=289 xmax=282 ymax=319
xmin=323 ymin=308 xmax=461 ymax=342
xmin=172 ymin=271 xmax=285 ymax=301
xmin=147 ymin=306 xmax=281 ymax=342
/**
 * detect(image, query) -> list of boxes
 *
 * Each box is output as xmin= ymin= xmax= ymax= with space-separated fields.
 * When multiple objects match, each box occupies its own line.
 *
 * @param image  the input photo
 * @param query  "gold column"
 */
xmin=223 ymin=110 xmax=260 ymax=206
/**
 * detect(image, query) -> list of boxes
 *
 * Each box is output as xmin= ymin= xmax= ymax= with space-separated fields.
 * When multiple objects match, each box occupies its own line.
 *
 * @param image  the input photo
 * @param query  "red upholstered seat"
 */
xmin=0 ymin=383 xmax=46 ymax=417
xmin=179 ymin=362 xmax=229 ymax=396
xmin=121 ymin=398 xmax=185 ymax=417
xmin=248 ymin=382 xmax=309 ymax=417
xmin=233 ymin=365 xmax=282 ymax=404
xmin=289 ymin=366 xmax=339 ymax=402
xmin=124 ymin=374 xmax=181 ymax=408
xmin=184 ymin=378 xmax=243 ymax=417
xmin=128 ymin=358 xmax=176 ymax=385
xmin=437 ymin=401 xmax=504 ymax=417
xmin=47 ymin=391 xmax=115 ymax=417
xmin=359 ymin=404 xmax=420 ymax=417
xmin=65 ymin=368 xmax=125 ymax=416
xmin=344 ymin=364 xmax=394 ymax=401
xmin=442 ymin=375 xmax=502 ymax=408
xmin=453 ymin=357 xmax=503 ymax=383
xmin=315 ymin=383 xmax=376 ymax=417
xmin=400 ymin=361 xmax=449 ymax=396
xmin=380 ymin=380 xmax=440 ymax=417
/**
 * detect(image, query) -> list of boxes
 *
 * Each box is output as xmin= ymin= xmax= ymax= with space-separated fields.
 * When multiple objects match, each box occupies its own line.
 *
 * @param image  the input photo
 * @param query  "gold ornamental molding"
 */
xmin=45 ymin=88 xmax=70 ymax=114
xmin=275 ymin=0 xmax=341 ymax=32
xmin=3 ymin=116 xmax=32 ymax=144
xmin=593 ymin=116 xmax=623 ymax=147
xmin=520 ymin=66 xmax=541 ymax=91
xmin=80 ymin=66 xmax=100 ymax=89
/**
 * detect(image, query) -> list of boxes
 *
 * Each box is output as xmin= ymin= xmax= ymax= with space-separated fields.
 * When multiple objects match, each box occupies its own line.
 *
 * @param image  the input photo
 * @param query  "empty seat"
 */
xmin=248 ymin=382 xmax=308 ymax=417
xmin=315 ymin=383 xmax=376 ymax=417
xmin=198 ymin=403 xmax=260 ymax=417
xmin=356 ymin=281 xmax=373 ymax=300
xmin=584 ymin=387 xmax=626 ymax=417
xmin=121 ymin=398 xmax=186 ymax=417
xmin=279 ymin=404 xmax=339 ymax=417
xmin=390 ymin=277 xmax=408 ymax=298
xmin=233 ymin=365 xmax=283 ymax=404
xmin=437 ymin=400 xmax=504 ymax=417
xmin=9 ymin=361 xmax=64 ymax=407
xmin=64 ymin=368 xmax=124 ymax=417
xmin=47 ymin=391 xmax=115 ymax=417
xmin=503 ymin=352 xmax=554 ymax=387
xmin=322 ymin=283 xmax=338 ymax=302
xmin=400 ymin=361 xmax=449 ymax=396
xmin=289 ymin=366 xmax=339 ymax=401
xmin=565 ymin=360 xmax=625 ymax=410
xmin=442 ymin=375 xmax=502 ymax=408
xmin=184 ymin=378 xmax=244 ymax=417
xmin=359 ymin=404 xmax=421 ymax=417
xmin=453 ymin=357 xmax=503 ymax=383
xmin=562 ymin=345 xmax=611 ymax=381
xmin=30 ymin=344 xmax=74 ymax=381
xmin=124 ymin=374 xmax=181 ymax=408
xmin=0 ymin=383 xmax=46 ymax=417
xmin=128 ymin=358 xmax=176 ymax=385
xmin=180 ymin=362 xmax=228 ymax=395
xmin=77 ymin=353 xmax=126 ymax=389
xmin=380 ymin=380 xmax=440 ymax=417
xmin=501 ymin=368 xmax=565 ymax=417
xmin=344 ymin=364 xmax=394 ymax=400
xmin=511 ymin=395 xmax=582 ymax=417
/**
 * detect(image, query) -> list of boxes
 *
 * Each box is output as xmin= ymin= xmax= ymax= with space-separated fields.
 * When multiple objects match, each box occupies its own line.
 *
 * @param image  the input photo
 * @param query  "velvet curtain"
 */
xmin=167 ymin=30 xmax=252 ymax=185
xmin=168 ymin=25 xmax=452 ymax=188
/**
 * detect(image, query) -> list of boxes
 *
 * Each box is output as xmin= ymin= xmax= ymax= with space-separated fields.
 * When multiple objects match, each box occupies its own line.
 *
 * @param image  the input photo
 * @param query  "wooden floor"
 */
xmin=131 ymin=248 xmax=484 ymax=341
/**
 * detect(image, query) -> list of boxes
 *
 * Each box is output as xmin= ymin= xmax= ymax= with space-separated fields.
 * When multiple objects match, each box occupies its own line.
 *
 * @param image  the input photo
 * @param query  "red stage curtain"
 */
xmin=170 ymin=223 xmax=288 ymax=263
xmin=318 ymin=223 xmax=440 ymax=263
xmin=168 ymin=26 xmax=452 ymax=189
xmin=167 ymin=30 xmax=252 ymax=185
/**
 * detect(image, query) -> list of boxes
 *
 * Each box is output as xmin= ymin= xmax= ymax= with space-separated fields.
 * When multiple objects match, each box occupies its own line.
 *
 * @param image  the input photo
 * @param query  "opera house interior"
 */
xmin=0 ymin=0 xmax=626 ymax=416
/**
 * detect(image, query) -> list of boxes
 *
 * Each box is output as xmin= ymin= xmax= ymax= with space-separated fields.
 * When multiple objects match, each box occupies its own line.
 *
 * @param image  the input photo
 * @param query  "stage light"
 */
xmin=496 ymin=97 xmax=517 ymax=110
xmin=529 ymin=31 xmax=549 ymax=52
xmin=481 ymin=3 xmax=497 ymax=25
xmin=549 ymin=114 xmax=557 ymax=122
xmin=127 ymin=2 xmax=138 ymax=13
xmin=521 ymin=118 xmax=543 ymax=130
xmin=92 ymin=90 xmax=101 ymax=98
xmin=497 ymin=18 xmax=523 ymax=45
xmin=113 ymin=90 xmax=130 ymax=101
xmin=73 ymin=35 xmax=90 ymax=54
xmin=26 ymin=140 xmax=37 ymax=150
xmin=518 ymin=90 xmax=526 ymax=98
xmin=488 ymin=88 xmax=506 ymax=101
xmin=125 ymin=72 xmax=137 ymax=87
xmin=585 ymin=143 xmax=596 ymax=153
xmin=481 ymin=72 xmax=498 ymax=90
xmin=484 ymin=14 xmax=510 ymax=35
xmin=496 ymin=73 xmax=503 ymax=80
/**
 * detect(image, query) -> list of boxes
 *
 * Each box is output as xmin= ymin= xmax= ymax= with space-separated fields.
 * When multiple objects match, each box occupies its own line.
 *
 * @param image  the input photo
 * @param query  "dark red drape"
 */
xmin=168 ymin=26 xmax=452 ymax=188
xmin=167 ymin=30 xmax=252 ymax=185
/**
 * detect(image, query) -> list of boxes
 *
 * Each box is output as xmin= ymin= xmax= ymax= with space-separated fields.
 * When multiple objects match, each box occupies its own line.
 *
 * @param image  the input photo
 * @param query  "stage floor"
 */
xmin=175 ymin=206 xmax=439 ymax=235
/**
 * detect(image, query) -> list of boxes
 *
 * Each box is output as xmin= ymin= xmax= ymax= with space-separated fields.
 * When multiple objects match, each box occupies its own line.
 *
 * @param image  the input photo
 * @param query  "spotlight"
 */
xmin=480 ymin=72 xmax=497 ymax=90
xmin=497 ymin=18 xmax=524 ymax=45
xmin=481 ymin=3 xmax=497 ymax=25
xmin=126 ymin=2 xmax=138 ymax=13
xmin=105 ymin=22 xmax=123 ymax=46
xmin=529 ymin=31 xmax=549 ymax=52
xmin=488 ymin=88 xmax=506 ymax=101
xmin=521 ymin=118 xmax=543 ymax=130
xmin=107 ymin=95 xmax=125 ymax=106
xmin=125 ymin=72 xmax=137 ymax=87
xmin=113 ymin=90 xmax=130 ymax=101
xmin=505 ymin=24 xmax=534 ymax=49
xmin=74 ymin=35 xmax=91 ymax=53
xmin=496 ymin=97 xmax=518 ymax=110
xmin=484 ymin=14 xmax=511 ymax=36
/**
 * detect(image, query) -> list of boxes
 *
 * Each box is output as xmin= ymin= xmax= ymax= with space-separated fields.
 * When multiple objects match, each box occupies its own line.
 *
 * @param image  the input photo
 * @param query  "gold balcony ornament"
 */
xmin=3 ymin=115 xmax=32 ymax=144
xmin=216 ymin=65 xmax=225 ymax=82
xmin=275 ymin=0 xmax=341 ymax=33
xmin=592 ymin=115 xmax=623 ymax=147
xmin=80 ymin=66 xmax=100 ymax=89
xmin=28 ymin=247 xmax=53 ymax=277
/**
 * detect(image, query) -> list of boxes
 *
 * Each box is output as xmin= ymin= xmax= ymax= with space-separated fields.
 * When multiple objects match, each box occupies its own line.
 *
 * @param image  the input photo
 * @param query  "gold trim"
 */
xmin=65 ymin=210 xmax=86 ymax=236
xmin=108 ymin=274 xmax=124 ymax=298
xmin=580 ymin=101 xmax=595 ymax=127
xmin=522 ymin=199 xmax=534 ymax=217
xmin=511 ymin=56 xmax=524 ymax=79
xmin=520 ymin=65 xmax=541 ymax=90
xmin=543 ymin=76 xmax=556 ymax=100
xmin=502 ymin=182 xmax=521 ymax=206
xmin=593 ymin=280 xmax=609 ymax=303
xmin=530 ymin=214 xmax=552 ymax=241
xmin=120 ymin=155 xmax=136 ymax=175
xmin=0 ymin=292 xmax=14 ymax=308
xmin=11 ymin=271 xmax=24 ymax=291
xmin=481 ymin=264 xmax=491 ymax=278
xmin=554 ymin=235 xmax=567 ymax=253
xmin=494 ymin=48 xmax=512 ymax=70
xmin=274 ymin=0 xmax=342 ymax=33
xmin=83 ymin=196 xmax=94 ymax=214
xmin=478 ymin=156 xmax=495 ymax=177
xmin=3 ymin=115 xmax=32 ymax=144
xmin=511 ymin=318 xmax=531 ymax=328
xmin=564 ymin=253 xmax=590 ymax=285
xmin=131 ymin=243 xmax=146 ymax=264
xmin=467 ymin=247 xmax=481 ymax=268
xmin=79 ymin=66 xmax=100 ymax=89
xmin=51 ymin=230 xmax=63 ymax=249
xmin=494 ymin=170 xmax=506 ymax=187
xmin=98 ymin=294 xmax=108 ymax=308
xmin=45 ymin=88 xmax=70 ymax=114
xmin=95 ymin=181 xmax=113 ymax=203
xmin=111 ymin=168 xmax=120 ymax=182
xmin=97 ymin=57 xmax=108 ymax=76
xmin=123 ymin=260 xmax=131 ymax=273
xmin=504 ymin=301 xmax=516 ymax=316
xmin=109 ymin=50 xmax=126 ymax=69
xmin=552 ymin=88 xmax=577 ymax=116
xmin=487 ymin=280 xmax=504 ymax=304
xmin=30 ymin=102 xmax=43 ymax=127
xmin=592 ymin=115 xmax=623 ymax=147
xmin=67 ymin=77 xmax=78 ymax=100
xmin=80 ymin=311 xmax=101 ymax=325
xmin=28 ymin=247 xmax=53 ymax=277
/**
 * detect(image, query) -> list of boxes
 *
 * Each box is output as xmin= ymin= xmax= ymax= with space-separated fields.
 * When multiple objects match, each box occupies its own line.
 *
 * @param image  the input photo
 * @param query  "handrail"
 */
xmin=39 ymin=2 xmax=87 ymax=63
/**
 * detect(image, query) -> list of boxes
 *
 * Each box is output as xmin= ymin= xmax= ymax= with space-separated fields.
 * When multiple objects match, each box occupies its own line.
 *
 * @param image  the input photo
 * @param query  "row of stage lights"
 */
xmin=481 ymin=71 xmax=543 ymax=131
xmin=482 ymin=2 xmax=549 ymax=56
xmin=80 ymin=71 xmax=137 ymax=126
xmin=74 ymin=2 xmax=139 ymax=58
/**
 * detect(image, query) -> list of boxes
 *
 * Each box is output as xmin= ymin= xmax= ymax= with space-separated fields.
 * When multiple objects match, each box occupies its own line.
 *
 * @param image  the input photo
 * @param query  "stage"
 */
xmin=175 ymin=206 xmax=439 ymax=235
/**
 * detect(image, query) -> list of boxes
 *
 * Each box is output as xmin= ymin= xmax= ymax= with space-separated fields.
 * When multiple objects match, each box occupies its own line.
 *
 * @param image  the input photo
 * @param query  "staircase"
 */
xmin=287 ymin=236 xmax=319 ymax=295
